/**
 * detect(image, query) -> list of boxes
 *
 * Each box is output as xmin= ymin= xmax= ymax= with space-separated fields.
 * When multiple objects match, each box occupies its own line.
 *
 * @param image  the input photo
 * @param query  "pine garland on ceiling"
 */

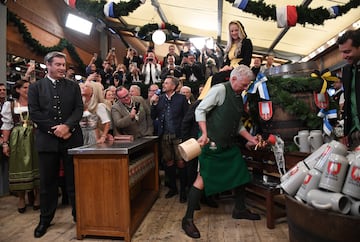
xmin=225 ymin=0 xmax=359 ymax=26
xmin=44 ymin=0 xmax=359 ymax=41
xmin=137 ymin=23 xmax=181 ymax=40
xmin=7 ymin=11 xmax=86 ymax=73
xmin=74 ymin=0 xmax=144 ymax=19
xmin=58 ymin=0 xmax=359 ymax=27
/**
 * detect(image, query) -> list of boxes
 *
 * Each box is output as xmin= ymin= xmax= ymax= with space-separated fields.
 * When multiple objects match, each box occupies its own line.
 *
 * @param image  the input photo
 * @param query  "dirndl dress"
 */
xmin=8 ymin=110 xmax=39 ymax=191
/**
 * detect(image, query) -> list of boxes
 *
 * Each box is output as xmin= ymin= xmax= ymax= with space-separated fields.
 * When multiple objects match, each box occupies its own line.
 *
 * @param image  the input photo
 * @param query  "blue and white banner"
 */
xmin=233 ymin=0 xmax=249 ymax=10
xmin=104 ymin=1 xmax=115 ymax=18
xmin=247 ymin=73 xmax=270 ymax=100
xmin=317 ymin=109 xmax=337 ymax=135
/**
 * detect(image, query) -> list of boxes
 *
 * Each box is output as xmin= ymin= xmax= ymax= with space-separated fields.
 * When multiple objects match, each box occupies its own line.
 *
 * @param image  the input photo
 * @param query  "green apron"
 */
xmin=199 ymin=82 xmax=250 ymax=196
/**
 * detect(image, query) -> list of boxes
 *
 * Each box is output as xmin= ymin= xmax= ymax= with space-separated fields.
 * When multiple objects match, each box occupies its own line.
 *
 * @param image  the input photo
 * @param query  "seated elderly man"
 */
xmin=111 ymin=86 xmax=153 ymax=138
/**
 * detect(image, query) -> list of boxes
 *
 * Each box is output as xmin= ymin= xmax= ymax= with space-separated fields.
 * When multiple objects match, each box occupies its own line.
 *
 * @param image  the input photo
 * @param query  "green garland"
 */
xmin=7 ymin=11 xmax=86 ymax=73
xmin=137 ymin=23 xmax=181 ymax=41
xmin=225 ymin=0 xmax=359 ymax=26
xmin=73 ymin=0 xmax=144 ymax=18
xmin=62 ymin=0 xmax=359 ymax=27
xmin=247 ymin=76 xmax=325 ymax=132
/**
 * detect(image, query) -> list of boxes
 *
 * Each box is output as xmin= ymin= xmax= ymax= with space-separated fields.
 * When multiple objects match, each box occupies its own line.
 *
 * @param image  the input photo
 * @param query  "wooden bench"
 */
xmin=241 ymin=148 xmax=307 ymax=229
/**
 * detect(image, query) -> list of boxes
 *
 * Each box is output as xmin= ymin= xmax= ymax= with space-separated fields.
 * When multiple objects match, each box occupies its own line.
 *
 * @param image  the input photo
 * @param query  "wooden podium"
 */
xmin=68 ymin=137 xmax=159 ymax=242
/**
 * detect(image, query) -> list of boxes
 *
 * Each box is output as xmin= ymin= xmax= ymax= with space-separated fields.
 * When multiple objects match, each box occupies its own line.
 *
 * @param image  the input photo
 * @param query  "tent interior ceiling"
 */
xmin=105 ymin=0 xmax=359 ymax=62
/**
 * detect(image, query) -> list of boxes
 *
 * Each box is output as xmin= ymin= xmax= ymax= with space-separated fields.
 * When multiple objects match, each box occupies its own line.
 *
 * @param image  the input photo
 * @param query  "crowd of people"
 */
xmin=1 ymin=20 xmax=359 ymax=239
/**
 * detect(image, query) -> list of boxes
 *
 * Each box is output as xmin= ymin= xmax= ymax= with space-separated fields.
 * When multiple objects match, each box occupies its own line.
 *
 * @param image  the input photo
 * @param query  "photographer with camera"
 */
xmin=111 ymin=86 xmax=153 ymax=139
xmin=123 ymin=47 xmax=142 ymax=71
xmin=160 ymin=55 xmax=182 ymax=80
xmin=105 ymin=47 xmax=118 ymax=68
xmin=181 ymin=51 xmax=205 ymax=98
xmin=126 ymin=63 xmax=143 ymax=85
xmin=112 ymin=64 xmax=127 ymax=88
xmin=141 ymin=51 xmax=161 ymax=85
xmin=100 ymin=56 xmax=115 ymax=89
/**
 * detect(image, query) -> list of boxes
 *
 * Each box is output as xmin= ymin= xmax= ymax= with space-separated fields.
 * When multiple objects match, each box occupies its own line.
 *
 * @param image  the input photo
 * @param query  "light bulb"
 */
xmin=152 ymin=30 xmax=166 ymax=45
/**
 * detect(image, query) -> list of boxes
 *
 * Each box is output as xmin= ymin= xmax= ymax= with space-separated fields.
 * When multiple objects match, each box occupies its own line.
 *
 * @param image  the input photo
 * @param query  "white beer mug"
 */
xmin=348 ymin=197 xmax=360 ymax=216
xmin=308 ymin=130 xmax=323 ymax=152
xmin=293 ymin=130 xmax=310 ymax=153
xmin=295 ymin=168 xmax=322 ymax=202
xmin=319 ymin=153 xmax=348 ymax=193
xmin=342 ymin=157 xmax=360 ymax=200
xmin=280 ymin=161 xmax=310 ymax=196
xmin=307 ymin=189 xmax=351 ymax=214
xmin=178 ymin=138 xmax=201 ymax=162
xmin=314 ymin=140 xmax=348 ymax=172
xmin=303 ymin=143 xmax=328 ymax=169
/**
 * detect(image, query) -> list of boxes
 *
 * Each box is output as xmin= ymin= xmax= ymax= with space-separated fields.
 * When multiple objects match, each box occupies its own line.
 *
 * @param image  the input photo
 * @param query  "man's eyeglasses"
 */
xmin=118 ymin=93 xmax=129 ymax=100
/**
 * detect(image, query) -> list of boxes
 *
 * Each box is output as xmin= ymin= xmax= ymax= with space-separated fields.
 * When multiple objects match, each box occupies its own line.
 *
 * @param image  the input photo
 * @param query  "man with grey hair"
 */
xmin=28 ymin=51 xmax=83 ymax=238
xmin=180 ymin=85 xmax=195 ymax=105
xmin=129 ymin=84 xmax=141 ymax=97
xmin=112 ymin=86 xmax=153 ymax=138
xmin=181 ymin=65 xmax=262 ymax=239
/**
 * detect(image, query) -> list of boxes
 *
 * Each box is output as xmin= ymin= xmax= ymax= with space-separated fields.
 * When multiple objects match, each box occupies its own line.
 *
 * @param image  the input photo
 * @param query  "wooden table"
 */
xmin=68 ymin=137 xmax=159 ymax=242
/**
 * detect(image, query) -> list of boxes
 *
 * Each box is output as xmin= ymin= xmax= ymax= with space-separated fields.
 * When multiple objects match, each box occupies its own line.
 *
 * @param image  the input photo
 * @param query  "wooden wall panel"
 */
xmin=6 ymin=0 xmax=100 ymax=71
xmin=7 ymin=19 xmax=92 ymax=71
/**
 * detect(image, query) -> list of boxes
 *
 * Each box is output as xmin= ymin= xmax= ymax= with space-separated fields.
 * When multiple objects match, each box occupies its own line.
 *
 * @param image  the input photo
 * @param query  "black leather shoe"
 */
xmin=182 ymin=218 xmax=200 ymax=238
xmin=232 ymin=209 xmax=261 ymax=220
xmin=34 ymin=223 xmax=50 ymax=238
xmin=17 ymin=206 xmax=26 ymax=214
xmin=165 ymin=189 xmax=178 ymax=198
xmin=33 ymin=205 xmax=40 ymax=211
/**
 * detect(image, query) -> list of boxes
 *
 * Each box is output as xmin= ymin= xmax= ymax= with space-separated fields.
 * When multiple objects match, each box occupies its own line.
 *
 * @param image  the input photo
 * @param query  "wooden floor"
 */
xmin=0 ymin=182 xmax=290 ymax=242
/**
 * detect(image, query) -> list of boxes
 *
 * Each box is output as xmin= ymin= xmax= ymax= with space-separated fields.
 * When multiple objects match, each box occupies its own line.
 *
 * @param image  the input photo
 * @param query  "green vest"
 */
xmin=207 ymin=82 xmax=244 ymax=147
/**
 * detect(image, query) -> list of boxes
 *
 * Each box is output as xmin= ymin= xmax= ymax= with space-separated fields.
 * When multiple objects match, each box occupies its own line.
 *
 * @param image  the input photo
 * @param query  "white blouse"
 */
xmin=1 ymin=101 xmax=29 ymax=130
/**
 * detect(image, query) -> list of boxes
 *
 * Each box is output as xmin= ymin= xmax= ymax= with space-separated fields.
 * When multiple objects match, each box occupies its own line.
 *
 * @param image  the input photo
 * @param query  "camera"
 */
xmin=113 ymin=71 xmax=123 ymax=80
xmin=117 ymin=71 xmax=124 ymax=79
xmin=147 ymin=58 xmax=153 ymax=62
xmin=155 ymin=89 xmax=161 ymax=96
xmin=134 ymin=102 xmax=140 ymax=113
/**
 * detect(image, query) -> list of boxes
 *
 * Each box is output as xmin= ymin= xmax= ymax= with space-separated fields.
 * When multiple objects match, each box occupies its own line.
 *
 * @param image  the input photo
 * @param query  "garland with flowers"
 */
xmin=7 ymin=11 xmax=86 ymax=72
xmin=226 ymin=0 xmax=359 ymax=27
